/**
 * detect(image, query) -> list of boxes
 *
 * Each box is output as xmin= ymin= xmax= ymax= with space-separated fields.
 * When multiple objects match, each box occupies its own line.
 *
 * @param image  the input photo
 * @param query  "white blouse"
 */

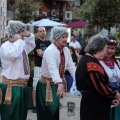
xmin=0 ymin=33 xmax=35 ymax=80
xmin=99 ymin=60 xmax=120 ymax=83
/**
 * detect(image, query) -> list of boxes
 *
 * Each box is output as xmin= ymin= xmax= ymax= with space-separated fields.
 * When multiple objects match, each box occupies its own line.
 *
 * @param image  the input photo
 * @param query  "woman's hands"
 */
xmin=111 ymin=99 xmax=119 ymax=107
xmin=114 ymin=92 xmax=120 ymax=106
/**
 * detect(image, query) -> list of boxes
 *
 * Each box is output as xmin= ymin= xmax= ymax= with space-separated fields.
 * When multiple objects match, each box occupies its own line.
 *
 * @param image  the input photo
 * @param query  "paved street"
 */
xmin=27 ymin=110 xmax=37 ymax=120
xmin=0 ymin=67 xmax=37 ymax=120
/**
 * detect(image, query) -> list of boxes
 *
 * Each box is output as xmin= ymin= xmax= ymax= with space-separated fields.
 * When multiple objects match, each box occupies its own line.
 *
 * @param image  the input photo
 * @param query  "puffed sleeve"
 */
xmin=0 ymin=40 xmax=23 ymax=61
xmin=87 ymin=62 xmax=117 ymax=98
xmin=24 ymin=33 xmax=35 ymax=54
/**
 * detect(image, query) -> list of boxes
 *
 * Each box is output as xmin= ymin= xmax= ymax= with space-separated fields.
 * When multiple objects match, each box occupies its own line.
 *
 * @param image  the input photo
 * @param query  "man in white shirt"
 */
xmin=0 ymin=20 xmax=35 ymax=120
xmin=69 ymin=34 xmax=81 ymax=55
xmin=36 ymin=26 xmax=80 ymax=120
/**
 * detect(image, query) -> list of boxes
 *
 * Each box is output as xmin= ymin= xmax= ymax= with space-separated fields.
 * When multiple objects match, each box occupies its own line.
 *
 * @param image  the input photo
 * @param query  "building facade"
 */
xmin=0 ymin=0 xmax=87 ymax=41
xmin=0 ymin=0 xmax=7 ymax=42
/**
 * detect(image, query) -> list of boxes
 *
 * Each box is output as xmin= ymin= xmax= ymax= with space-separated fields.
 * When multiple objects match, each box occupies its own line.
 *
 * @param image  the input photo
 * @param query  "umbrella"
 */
xmin=67 ymin=20 xmax=87 ymax=28
xmin=26 ymin=19 xmax=67 ymax=27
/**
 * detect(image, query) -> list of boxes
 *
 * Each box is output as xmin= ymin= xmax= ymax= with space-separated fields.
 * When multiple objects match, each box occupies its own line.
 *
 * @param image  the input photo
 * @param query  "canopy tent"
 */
xmin=26 ymin=19 xmax=67 ymax=27
xmin=67 ymin=20 xmax=87 ymax=28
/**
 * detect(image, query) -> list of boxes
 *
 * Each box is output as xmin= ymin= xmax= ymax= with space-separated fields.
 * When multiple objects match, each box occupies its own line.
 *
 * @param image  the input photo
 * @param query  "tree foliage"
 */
xmin=79 ymin=0 xmax=120 ymax=32
xmin=12 ymin=0 xmax=43 ymax=23
xmin=78 ymin=0 xmax=96 ymax=20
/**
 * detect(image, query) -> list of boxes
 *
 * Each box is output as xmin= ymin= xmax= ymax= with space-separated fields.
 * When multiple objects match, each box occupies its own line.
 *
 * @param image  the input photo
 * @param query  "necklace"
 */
xmin=103 ymin=57 xmax=114 ymax=69
xmin=103 ymin=57 xmax=118 ymax=78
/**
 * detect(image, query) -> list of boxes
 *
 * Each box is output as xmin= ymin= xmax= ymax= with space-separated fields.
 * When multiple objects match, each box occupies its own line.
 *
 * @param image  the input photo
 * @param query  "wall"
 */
xmin=0 ymin=0 xmax=7 ymax=40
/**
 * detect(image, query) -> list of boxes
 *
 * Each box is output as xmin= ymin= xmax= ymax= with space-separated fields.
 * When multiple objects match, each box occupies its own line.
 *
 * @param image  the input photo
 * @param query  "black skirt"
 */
xmin=80 ymin=91 xmax=111 ymax=120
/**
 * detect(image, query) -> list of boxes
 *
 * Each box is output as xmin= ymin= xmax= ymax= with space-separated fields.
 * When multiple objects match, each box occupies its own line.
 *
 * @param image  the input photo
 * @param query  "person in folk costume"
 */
xmin=76 ymin=34 xmax=120 ymax=120
xmin=0 ymin=20 xmax=35 ymax=120
xmin=99 ymin=35 xmax=120 ymax=120
xmin=36 ymin=26 xmax=80 ymax=120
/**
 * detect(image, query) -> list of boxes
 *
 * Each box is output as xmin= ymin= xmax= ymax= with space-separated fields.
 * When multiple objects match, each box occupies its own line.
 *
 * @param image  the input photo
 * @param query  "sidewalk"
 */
xmin=0 ymin=67 xmax=37 ymax=120
xmin=27 ymin=110 xmax=37 ymax=120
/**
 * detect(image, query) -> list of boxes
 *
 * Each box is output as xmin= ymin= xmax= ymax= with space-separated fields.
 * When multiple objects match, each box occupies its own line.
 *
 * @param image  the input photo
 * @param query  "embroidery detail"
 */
xmin=59 ymin=49 xmax=65 ymax=78
xmin=22 ymin=50 xmax=29 ymax=75
xmin=87 ymin=62 xmax=104 ymax=75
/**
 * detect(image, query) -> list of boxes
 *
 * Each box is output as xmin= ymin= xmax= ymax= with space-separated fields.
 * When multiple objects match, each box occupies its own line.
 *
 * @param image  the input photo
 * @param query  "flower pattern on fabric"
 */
xmin=87 ymin=62 xmax=104 ymax=75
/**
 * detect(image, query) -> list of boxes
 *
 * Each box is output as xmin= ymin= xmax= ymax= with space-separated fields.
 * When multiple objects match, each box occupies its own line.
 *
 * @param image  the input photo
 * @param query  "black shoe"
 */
xmin=32 ymin=107 xmax=36 ymax=113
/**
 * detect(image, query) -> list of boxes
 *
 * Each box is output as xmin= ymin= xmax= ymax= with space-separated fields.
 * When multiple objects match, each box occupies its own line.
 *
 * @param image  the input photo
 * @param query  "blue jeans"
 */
xmin=64 ymin=75 xmax=73 ymax=92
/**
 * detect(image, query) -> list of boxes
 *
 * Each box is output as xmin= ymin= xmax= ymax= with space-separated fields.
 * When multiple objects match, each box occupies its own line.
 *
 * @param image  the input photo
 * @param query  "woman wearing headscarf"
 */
xmin=99 ymin=35 xmax=120 ymax=120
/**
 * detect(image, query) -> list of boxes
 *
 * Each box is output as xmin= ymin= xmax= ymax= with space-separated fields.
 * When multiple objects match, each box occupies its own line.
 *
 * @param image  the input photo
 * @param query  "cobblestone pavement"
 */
xmin=0 ymin=67 xmax=37 ymax=120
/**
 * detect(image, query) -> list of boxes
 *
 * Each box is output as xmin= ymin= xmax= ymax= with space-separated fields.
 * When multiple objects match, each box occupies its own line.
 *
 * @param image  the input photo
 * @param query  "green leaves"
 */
xmin=79 ymin=0 xmax=120 ymax=32
xmin=12 ymin=0 xmax=43 ymax=23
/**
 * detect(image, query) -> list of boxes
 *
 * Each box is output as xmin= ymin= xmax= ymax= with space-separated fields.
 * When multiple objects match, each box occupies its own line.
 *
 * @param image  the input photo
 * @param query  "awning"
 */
xmin=26 ymin=18 xmax=67 ymax=27
xmin=67 ymin=20 xmax=87 ymax=28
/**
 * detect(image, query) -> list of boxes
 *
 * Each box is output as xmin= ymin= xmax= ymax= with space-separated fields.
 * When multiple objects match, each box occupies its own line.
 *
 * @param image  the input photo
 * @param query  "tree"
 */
xmin=73 ymin=0 xmax=96 ymax=21
xmin=93 ymin=0 xmax=120 ymax=32
xmin=12 ymin=0 xmax=43 ymax=23
xmin=79 ymin=0 xmax=120 ymax=32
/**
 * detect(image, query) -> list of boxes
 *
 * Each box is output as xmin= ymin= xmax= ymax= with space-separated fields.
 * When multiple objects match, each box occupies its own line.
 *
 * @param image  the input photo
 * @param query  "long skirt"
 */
xmin=36 ymin=81 xmax=59 ymax=120
xmin=110 ymin=106 xmax=120 ymax=120
xmin=81 ymin=91 xmax=111 ymax=120
xmin=0 ymin=83 xmax=28 ymax=120
xmin=110 ymin=82 xmax=120 ymax=120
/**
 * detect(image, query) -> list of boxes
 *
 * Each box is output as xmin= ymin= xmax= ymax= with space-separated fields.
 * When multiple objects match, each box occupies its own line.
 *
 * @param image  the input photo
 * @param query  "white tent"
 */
xmin=26 ymin=19 xmax=66 ymax=27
